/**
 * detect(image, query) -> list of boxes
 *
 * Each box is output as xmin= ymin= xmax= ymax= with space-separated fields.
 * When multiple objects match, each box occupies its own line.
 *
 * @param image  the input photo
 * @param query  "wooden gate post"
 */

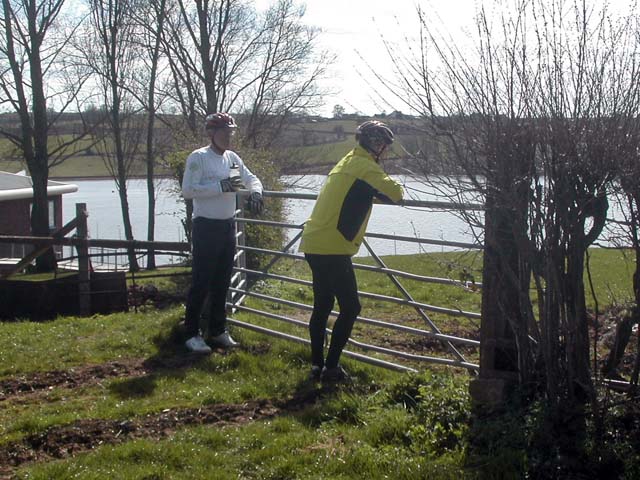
xmin=469 ymin=191 xmax=523 ymax=407
xmin=76 ymin=203 xmax=91 ymax=316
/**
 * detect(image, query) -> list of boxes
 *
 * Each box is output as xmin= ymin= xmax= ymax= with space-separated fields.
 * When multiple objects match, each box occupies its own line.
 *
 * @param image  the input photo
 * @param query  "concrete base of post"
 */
xmin=469 ymin=377 xmax=513 ymax=407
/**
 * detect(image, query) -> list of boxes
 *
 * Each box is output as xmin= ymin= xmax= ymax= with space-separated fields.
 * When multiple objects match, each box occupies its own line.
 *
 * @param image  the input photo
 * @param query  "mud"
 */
xmin=0 ymin=399 xmax=277 ymax=477
xmin=1 ymin=356 xmax=202 ymax=402
xmin=0 ymin=387 xmax=322 ymax=478
xmin=0 ymin=343 xmax=272 ymax=403
xmin=0 ymin=345 xmax=323 ymax=478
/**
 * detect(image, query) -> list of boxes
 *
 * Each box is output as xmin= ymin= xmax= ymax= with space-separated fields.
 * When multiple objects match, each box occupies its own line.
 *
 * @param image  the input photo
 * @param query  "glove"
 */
xmin=220 ymin=176 xmax=244 ymax=192
xmin=246 ymin=191 xmax=264 ymax=215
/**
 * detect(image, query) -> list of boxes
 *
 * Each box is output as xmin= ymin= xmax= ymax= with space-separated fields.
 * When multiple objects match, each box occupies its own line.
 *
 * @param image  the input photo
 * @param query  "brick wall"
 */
xmin=0 ymin=195 xmax=63 ymax=259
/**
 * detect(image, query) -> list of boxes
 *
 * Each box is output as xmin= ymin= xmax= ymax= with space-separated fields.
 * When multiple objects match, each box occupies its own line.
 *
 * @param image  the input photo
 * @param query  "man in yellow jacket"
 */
xmin=300 ymin=120 xmax=404 ymax=381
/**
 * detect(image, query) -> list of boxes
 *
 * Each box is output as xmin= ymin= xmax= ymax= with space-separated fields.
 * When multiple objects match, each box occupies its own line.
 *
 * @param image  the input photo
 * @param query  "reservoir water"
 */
xmin=60 ymin=175 xmax=482 ymax=265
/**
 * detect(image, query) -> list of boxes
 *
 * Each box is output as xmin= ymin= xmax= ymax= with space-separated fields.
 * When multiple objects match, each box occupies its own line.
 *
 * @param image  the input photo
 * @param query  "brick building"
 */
xmin=0 ymin=171 xmax=78 ymax=262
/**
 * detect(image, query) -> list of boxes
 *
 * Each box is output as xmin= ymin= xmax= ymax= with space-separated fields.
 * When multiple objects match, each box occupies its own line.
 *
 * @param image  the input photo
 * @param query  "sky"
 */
xmin=285 ymin=0 xmax=480 ymax=117
xmin=258 ymin=0 xmax=636 ymax=118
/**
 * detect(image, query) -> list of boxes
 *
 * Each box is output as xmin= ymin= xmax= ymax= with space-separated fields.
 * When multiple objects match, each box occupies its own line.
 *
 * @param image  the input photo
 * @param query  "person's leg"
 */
xmin=184 ymin=218 xmax=216 ymax=338
xmin=207 ymin=221 xmax=236 ymax=337
xmin=305 ymin=254 xmax=336 ymax=369
xmin=325 ymin=256 xmax=361 ymax=369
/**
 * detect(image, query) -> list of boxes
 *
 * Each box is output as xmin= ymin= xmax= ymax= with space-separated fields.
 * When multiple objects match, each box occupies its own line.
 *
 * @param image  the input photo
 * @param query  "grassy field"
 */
xmin=0 ymin=249 xmax=638 ymax=478
xmin=0 ymin=117 xmax=414 ymax=178
xmin=0 ymin=154 xmax=174 ymax=179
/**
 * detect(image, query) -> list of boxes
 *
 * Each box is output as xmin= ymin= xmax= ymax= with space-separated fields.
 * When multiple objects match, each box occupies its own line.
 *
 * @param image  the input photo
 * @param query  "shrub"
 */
xmin=385 ymin=372 xmax=470 ymax=454
xmin=236 ymin=147 xmax=285 ymax=271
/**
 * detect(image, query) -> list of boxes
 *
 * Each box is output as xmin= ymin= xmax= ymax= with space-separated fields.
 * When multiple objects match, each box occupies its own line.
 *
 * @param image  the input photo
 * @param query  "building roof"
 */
xmin=0 ymin=171 xmax=78 ymax=201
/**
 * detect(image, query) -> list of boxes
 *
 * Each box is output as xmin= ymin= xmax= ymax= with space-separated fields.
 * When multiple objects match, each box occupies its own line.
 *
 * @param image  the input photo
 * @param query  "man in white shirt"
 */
xmin=181 ymin=112 xmax=264 ymax=353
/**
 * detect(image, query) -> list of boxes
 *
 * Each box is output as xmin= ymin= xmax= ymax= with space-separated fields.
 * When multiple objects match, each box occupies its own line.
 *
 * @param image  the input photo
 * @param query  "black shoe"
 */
xmin=321 ymin=365 xmax=349 ymax=383
xmin=309 ymin=365 xmax=323 ymax=381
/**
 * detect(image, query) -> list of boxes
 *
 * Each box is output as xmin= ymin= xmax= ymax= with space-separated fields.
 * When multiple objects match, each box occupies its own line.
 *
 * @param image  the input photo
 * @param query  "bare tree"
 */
xmin=162 ymin=0 xmax=260 ymax=132
xmin=241 ymin=0 xmax=329 ymax=149
xmin=161 ymin=0 xmax=327 ymax=143
xmin=131 ymin=0 xmax=171 ymax=269
xmin=159 ymin=0 xmax=328 ymax=242
xmin=83 ymin=0 xmax=143 ymax=271
xmin=374 ymin=0 xmax=640 ymax=416
xmin=0 ymin=0 xmax=92 ymax=271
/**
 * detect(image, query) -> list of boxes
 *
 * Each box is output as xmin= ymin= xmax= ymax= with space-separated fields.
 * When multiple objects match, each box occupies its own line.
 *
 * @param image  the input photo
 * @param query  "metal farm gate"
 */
xmin=227 ymin=190 xmax=484 ymax=374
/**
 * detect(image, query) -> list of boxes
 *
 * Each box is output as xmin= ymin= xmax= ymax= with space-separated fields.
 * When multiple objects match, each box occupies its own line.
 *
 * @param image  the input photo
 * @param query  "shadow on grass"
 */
xmin=464 ymin=402 xmax=528 ymax=479
xmin=278 ymin=361 xmax=383 ymax=429
xmin=109 ymin=375 xmax=157 ymax=398
xmin=108 ymin=320 xmax=213 ymax=400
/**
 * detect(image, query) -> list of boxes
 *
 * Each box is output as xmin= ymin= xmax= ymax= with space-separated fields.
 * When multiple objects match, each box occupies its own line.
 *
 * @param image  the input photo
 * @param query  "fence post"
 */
xmin=469 ymin=192 xmax=522 ymax=407
xmin=76 ymin=203 xmax=91 ymax=316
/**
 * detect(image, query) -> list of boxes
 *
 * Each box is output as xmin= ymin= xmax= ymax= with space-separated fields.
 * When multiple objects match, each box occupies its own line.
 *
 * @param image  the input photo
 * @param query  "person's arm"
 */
xmin=237 ymin=155 xmax=263 ymax=194
xmin=363 ymin=166 xmax=403 ymax=204
xmin=233 ymin=153 xmax=264 ymax=214
xmin=181 ymin=152 xmax=226 ymax=199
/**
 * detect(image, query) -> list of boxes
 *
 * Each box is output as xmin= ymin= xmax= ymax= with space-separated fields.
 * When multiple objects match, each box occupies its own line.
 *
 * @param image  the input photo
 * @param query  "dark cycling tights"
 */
xmin=305 ymin=254 xmax=362 ymax=369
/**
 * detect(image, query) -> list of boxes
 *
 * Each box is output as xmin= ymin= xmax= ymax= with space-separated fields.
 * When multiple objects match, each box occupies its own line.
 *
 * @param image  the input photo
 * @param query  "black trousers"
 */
xmin=185 ymin=217 xmax=236 ymax=338
xmin=305 ymin=254 xmax=362 ymax=369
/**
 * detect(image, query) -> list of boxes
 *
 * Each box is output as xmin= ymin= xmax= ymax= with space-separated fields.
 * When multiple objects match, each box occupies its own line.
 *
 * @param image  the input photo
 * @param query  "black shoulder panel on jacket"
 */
xmin=337 ymin=178 xmax=376 ymax=241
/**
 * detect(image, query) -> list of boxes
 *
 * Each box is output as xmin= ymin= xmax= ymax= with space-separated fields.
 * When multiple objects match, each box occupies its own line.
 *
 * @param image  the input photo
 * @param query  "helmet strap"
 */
xmin=362 ymin=141 xmax=386 ymax=162
xmin=374 ymin=144 xmax=387 ymax=163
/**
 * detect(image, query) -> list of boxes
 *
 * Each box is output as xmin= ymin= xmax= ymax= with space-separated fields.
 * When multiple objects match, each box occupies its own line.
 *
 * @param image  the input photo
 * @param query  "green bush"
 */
xmin=237 ymin=148 xmax=285 ymax=271
xmin=410 ymin=373 xmax=470 ymax=453
xmin=385 ymin=372 xmax=470 ymax=455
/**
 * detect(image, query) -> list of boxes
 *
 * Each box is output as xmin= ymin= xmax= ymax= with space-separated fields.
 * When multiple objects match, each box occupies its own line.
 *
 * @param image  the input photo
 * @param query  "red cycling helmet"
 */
xmin=205 ymin=112 xmax=237 ymax=130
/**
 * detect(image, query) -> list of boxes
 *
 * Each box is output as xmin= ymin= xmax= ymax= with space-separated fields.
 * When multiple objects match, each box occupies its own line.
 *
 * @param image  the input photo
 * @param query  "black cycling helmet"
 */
xmin=356 ymin=120 xmax=394 ymax=149
xmin=205 ymin=112 xmax=237 ymax=130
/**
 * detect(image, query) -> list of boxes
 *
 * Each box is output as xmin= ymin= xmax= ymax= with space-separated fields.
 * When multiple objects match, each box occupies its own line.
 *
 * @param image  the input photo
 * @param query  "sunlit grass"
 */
xmin=1 ymin=248 xmax=638 ymax=478
xmin=12 ymin=369 xmax=471 ymax=480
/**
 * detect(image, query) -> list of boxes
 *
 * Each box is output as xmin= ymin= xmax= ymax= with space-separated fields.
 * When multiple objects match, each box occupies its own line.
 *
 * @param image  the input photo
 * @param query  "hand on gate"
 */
xmin=246 ymin=192 xmax=264 ymax=215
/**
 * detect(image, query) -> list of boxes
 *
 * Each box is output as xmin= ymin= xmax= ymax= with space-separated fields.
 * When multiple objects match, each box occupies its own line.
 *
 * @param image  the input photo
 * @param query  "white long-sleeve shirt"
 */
xmin=181 ymin=146 xmax=263 ymax=220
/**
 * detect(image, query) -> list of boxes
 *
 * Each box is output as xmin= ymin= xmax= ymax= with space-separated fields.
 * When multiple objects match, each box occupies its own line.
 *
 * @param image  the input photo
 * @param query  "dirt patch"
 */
xmin=0 ymin=400 xmax=277 ymax=477
xmin=0 ymin=341 xmax=273 ymax=404
xmin=0 ymin=353 xmax=225 ymax=403
xmin=352 ymin=320 xmax=479 ymax=357
xmin=0 ymin=389 xmax=323 ymax=478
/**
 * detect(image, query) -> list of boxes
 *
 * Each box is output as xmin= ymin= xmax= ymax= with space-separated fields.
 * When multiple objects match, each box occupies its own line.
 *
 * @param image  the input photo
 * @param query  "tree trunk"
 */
xmin=28 ymin=1 xmax=55 ymax=271
xmin=143 ymin=0 xmax=167 ymax=271
xmin=146 ymin=132 xmax=156 ymax=270
xmin=112 ymin=96 xmax=139 ymax=272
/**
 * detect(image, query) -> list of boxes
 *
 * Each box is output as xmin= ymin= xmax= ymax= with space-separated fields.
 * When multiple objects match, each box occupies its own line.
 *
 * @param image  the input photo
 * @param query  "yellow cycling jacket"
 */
xmin=300 ymin=146 xmax=404 ymax=256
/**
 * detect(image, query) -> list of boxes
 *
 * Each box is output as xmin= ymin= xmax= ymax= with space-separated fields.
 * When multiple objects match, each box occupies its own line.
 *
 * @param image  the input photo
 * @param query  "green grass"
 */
xmin=0 ymin=302 xmax=474 ymax=479
xmin=0 ymin=309 xmax=178 ymax=378
xmin=584 ymin=248 xmax=636 ymax=305
xmin=1 ymin=249 xmax=638 ymax=478
xmin=284 ymin=139 xmax=354 ymax=167
xmin=19 ymin=410 xmax=462 ymax=479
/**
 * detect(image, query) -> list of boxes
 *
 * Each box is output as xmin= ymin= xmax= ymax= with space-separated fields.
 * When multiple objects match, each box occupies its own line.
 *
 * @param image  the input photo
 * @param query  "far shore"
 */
xmin=50 ymin=174 xmax=175 ymax=182
xmin=51 ymin=158 xmax=419 ymax=181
